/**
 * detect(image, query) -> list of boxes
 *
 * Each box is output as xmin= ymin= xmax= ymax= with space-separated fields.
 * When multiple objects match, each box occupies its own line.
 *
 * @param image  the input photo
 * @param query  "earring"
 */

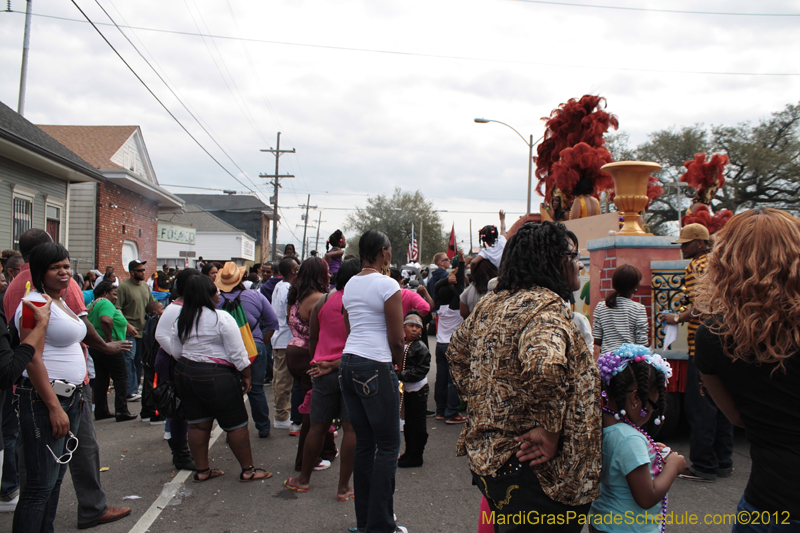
xmin=640 ymin=408 xmax=648 ymax=418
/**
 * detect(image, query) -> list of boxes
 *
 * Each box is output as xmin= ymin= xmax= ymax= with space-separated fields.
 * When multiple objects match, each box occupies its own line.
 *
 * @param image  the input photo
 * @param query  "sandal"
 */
xmin=193 ymin=468 xmax=224 ymax=483
xmin=283 ymin=477 xmax=309 ymax=492
xmin=337 ymin=491 xmax=355 ymax=502
xmin=239 ymin=466 xmax=273 ymax=482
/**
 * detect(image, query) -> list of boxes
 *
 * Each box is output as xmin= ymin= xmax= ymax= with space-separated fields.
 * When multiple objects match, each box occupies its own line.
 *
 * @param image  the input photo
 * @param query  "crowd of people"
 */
xmin=0 ymin=207 xmax=797 ymax=533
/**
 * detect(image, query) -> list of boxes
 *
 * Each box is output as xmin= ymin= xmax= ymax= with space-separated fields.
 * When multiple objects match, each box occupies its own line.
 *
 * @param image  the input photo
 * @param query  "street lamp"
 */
xmin=474 ymin=118 xmax=538 ymax=214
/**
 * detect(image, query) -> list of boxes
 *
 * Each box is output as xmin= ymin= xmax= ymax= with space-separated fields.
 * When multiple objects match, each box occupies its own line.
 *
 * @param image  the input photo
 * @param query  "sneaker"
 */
xmin=716 ymin=467 xmax=734 ymax=478
xmin=313 ymin=459 xmax=331 ymax=471
xmin=426 ymin=410 xmax=436 ymax=418
xmin=149 ymin=415 xmax=167 ymax=425
xmin=435 ymin=414 xmax=445 ymax=420
xmin=289 ymin=423 xmax=302 ymax=436
xmin=677 ymin=467 xmax=715 ymax=482
xmin=0 ymin=495 xmax=18 ymax=513
xmin=274 ymin=419 xmax=291 ymax=429
xmin=127 ymin=393 xmax=141 ymax=402
xmin=445 ymin=415 xmax=467 ymax=424
xmin=395 ymin=527 xmax=408 ymax=533
xmin=258 ymin=431 xmax=271 ymax=439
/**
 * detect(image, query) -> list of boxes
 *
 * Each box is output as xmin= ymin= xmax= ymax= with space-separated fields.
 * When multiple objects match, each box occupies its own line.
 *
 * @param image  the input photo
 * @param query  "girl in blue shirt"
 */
xmin=589 ymin=344 xmax=685 ymax=533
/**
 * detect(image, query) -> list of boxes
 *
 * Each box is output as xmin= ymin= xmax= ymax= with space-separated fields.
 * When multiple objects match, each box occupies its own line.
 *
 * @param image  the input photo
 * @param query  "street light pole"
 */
xmin=475 ymin=118 xmax=541 ymax=214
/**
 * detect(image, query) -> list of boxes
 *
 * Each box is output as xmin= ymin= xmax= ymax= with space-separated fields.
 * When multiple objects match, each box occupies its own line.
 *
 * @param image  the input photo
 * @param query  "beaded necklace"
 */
xmin=602 ymin=406 xmax=668 ymax=533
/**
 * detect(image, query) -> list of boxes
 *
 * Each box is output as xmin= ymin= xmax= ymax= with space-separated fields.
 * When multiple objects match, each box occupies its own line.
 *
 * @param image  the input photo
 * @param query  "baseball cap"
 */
xmin=671 ymin=223 xmax=710 ymax=244
xmin=128 ymin=259 xmax=147 ymax=271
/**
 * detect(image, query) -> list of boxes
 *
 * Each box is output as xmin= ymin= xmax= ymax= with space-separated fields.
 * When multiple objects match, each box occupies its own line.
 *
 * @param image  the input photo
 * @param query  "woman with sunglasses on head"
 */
xmin=448 ymin=221 xmax=602 ymax=532
xmin=12 ymin=243 xmax=87 ymax=532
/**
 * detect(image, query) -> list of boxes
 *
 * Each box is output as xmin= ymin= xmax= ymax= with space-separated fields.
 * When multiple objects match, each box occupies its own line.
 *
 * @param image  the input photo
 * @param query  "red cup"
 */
xmin=21 ymin=300 xmax=47 ymax=329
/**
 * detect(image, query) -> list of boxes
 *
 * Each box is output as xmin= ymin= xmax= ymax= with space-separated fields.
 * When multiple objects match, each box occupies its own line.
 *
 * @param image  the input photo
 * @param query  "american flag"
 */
xmin=408 ymin=223 xmax=418 ymax=262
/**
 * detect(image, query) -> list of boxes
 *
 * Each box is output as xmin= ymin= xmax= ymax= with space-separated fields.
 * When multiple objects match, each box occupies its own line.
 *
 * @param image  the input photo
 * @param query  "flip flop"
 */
xmin=284 ymin=477 xmax=309 ymax=492
xmin=193 ymin=468 xmax=224 ymax=483
xmin=337 ymin=491 xmax=355 ymax=502
xmin=239 ymin=467 xmax=273 ymax=482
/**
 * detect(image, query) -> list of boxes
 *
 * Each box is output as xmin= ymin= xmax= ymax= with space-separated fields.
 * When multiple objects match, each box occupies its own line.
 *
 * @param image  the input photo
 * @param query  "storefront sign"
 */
xmin=157 ymin=224 xmax=196 ymax=244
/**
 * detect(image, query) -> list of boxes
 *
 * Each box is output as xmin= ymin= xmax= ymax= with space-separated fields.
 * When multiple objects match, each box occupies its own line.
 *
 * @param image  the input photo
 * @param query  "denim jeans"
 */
xmin=339 ymin=354 xmax=400 ymax=533
xmin=71 ymin=384 xmax=108 ymax=527
xmin=434 ymin=343 xmax=460 ymax=419
xmin=124 ymin=337 xmax=138 ymax=396
xmin=733 ymin=495 xmax=800 ymax=533
xmin=13 ymin=385 xmax=82 ymax=533
xmin=684 ymin=356 xmax=734 ymax=478
xmin=248 ymin=342 xmax=271 ymax=434
xmin=1 ymin=387 xmax=20 ymax=499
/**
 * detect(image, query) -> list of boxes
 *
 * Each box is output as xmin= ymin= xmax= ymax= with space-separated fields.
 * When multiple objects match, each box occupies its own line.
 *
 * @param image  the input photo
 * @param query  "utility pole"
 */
xmin=260 ymin=132 xmax=294 ymax=261
xmin=17 ymin=0 xmax=33 ymax=116
xmin=469 ymin=219 xmax=473 ymax=254
xmin=314 ymin=211 xmax=326 ymax=253
xmin=298 ymin=194 xmax=317 ymax=260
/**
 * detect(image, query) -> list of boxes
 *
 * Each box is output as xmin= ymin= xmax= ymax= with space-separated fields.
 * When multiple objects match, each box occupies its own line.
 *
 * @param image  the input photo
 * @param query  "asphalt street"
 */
xmin=4 ymin=339 xmax=750 ymax=533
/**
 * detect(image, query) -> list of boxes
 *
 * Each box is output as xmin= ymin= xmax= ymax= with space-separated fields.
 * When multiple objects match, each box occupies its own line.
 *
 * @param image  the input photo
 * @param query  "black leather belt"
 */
xmin=17 ymin=377 xmax=80 ymax=398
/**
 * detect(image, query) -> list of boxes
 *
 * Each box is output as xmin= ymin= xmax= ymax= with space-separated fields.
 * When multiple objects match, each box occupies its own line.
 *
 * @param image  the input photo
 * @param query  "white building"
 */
xmin=157 ymin=204 xmax=256 ymax=268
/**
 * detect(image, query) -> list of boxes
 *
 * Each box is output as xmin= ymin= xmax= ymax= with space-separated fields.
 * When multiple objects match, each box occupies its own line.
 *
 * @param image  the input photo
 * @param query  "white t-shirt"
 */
xmin=165 ymin=308 xmax=250 ymax=371
xmin=477 ymin=235 xmax=506 ymax=269
xmin=436 ymin=306 xmax=463 ymax=344
xmin=15 ymin=291 xmax=87 ymax=384
xmin=95 ymin=274 xmax=119 ymax=287
xmin=342 ymin=273 xmax=400 ymax=362
xmin=271 ymin=280 xmax=294 ymax=349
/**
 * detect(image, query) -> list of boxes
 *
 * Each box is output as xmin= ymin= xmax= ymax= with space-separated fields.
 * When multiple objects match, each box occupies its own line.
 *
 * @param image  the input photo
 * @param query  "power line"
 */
xmin=509 ymin=0 xmax=800 ymax=17
xmin=67 ymin=0 xmax=257 ymax=194
xmin=11 ymin=10 xmax=800 ymax=77
xmin=91 ymin=0 xmax=264 ymax=195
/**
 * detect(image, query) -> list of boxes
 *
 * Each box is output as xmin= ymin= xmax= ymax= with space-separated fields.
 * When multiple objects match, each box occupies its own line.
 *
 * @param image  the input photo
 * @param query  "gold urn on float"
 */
xmin=601 ymin=161 xmax=662 ymax=236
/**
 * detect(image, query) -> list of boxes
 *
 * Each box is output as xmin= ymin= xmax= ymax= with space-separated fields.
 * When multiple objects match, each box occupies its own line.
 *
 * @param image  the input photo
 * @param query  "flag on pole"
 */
xmin=408 ymin=223 xmax=418 ymax=262
xmin=447 ymin=223 xmax=457 ymax=259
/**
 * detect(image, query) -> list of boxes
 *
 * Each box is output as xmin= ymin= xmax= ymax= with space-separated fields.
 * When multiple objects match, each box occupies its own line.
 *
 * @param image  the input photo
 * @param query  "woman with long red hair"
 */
xmin=694 ymin=208 xmax=800 ymax=531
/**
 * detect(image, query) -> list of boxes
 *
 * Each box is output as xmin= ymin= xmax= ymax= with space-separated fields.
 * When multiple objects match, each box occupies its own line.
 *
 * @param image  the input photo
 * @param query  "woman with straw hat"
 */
xmin=214 ymin=262 xmax=279 ymax=439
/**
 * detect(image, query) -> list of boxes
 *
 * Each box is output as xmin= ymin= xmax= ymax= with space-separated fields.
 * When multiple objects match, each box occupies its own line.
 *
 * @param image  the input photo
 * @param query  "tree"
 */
xmin=635 ymin=125 xmax=710 ymax=235
xmin=711 ymin=102 xmax=800 ymax=215
xmin=344 ymin=188 xmax=447 ymax=265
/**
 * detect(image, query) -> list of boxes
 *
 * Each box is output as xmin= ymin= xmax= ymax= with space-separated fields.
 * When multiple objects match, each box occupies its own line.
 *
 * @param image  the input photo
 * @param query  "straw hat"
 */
xmin=215 ymin=261 xmax=247 ymax=292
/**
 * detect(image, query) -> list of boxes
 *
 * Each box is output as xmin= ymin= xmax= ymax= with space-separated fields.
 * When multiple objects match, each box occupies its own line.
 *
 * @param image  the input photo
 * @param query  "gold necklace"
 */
xmin=362 ymin=267 xmax=380 ymax=273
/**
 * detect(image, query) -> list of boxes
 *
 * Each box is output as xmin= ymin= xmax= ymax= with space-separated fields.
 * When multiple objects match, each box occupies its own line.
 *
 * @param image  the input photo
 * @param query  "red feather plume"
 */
xmin=680 ymin=153 xmax=729 ymax=194
xmin=681 ymin=204 xmax=734 ymax=234
xmin=549 ymin=143 xmax=615 ymax=205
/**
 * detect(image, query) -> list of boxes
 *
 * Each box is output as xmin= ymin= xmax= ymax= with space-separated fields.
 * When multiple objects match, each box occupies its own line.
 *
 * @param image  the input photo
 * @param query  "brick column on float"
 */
xmin=95 ymin=182 xmax=159 ymax=274
xmin=587 ymin=235 xmax=682 ymax=346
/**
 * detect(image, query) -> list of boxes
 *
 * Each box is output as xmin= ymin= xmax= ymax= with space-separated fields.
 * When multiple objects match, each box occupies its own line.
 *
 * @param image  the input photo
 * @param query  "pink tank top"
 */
xmin=312 ymin=291 xmax=347 ymax=363
xmin=288 ymin=301 xmax=310 ymax=349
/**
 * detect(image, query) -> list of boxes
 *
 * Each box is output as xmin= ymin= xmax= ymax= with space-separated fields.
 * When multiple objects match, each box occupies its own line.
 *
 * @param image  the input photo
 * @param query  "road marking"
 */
xmin=127 ymin=421 xmax=225 ymax=533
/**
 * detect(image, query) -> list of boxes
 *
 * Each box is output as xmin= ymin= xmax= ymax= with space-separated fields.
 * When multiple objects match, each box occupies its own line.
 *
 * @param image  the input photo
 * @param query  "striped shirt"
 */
xmin=592 ymin=296 xmax=649 ymax=354
xmin=684 ymin=254 xmax=709 ymax=357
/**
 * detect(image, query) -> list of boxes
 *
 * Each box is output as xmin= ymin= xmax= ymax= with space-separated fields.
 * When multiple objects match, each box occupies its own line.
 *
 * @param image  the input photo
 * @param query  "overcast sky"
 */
xmin=2 ymin=0 xmax=798 ymax=258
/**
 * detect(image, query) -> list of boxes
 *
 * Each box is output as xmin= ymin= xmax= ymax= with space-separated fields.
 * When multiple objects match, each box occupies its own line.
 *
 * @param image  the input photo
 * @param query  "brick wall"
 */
xmin=96 ymin=182 xmax=158 ymax=273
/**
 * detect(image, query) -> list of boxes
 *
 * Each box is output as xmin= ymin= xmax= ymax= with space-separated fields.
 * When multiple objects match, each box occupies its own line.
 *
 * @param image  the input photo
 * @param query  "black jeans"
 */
xmin=684 ymin=356 xmax=734 ymax=478
xmin=89 ymin=348 xmax=129 ymax=416
xmin=339 ymin=354 xmax=400 ymax=533
xmin=434 ymin=343 xmax=460 ymax=419
xmin=140 ymin=363 xmax=158 ymax=419
xmin=473 ymin=457 xmax=591 ymax=533
xmin=401 ymin=384 xmax=429 ymax=461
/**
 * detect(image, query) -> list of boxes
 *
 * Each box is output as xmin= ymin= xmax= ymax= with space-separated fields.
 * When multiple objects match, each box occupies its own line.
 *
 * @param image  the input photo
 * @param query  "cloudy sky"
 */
xmin=2 ymin=0 xmax=798 ymax=256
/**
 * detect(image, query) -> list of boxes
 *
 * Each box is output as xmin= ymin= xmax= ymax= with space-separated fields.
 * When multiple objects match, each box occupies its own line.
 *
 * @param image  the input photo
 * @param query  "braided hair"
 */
xmin=495 ymin=221 xmax=577 ymax=301
xmin=605 ymin=361 xmax=667 ymax=421
xmin=478 ymin=225 xmax=499 ymax=247
xmin=327 ymin=229 xmax=344 ymax=251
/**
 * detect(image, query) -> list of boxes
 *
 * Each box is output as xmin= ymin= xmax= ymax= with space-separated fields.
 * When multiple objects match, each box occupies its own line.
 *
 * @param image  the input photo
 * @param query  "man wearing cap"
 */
xmin=214 ymin=262 xmax=279 ymax=438
xmin=666 ymin=223 xmax=734 ymax=483
xmin=117 ymin=260 xmax=157 ymax=419
xmin=155 ymin=264 xmax=171 ymax=293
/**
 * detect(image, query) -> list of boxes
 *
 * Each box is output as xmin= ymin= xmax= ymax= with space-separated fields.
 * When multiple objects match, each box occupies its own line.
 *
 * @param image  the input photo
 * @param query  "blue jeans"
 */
xmin=248 ymin=342 xmax=271 ymax=434
xmin=434 ymin=342 xmax=460 ymax=419
xmin=13 ymin=386 xmax=82 ymax=533
xmin=124 ymin=337 xmax=139 ymax=395
xmin=339 ymin=354 xmax=400 ymax=533
xmin=733 ymin=495 xmax=800 ymax=533
xmin=685 ymin=356 xmax=734 ymax=479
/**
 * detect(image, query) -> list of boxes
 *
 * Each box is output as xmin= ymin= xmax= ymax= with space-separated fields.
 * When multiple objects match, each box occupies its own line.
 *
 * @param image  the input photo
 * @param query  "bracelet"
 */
xmin=674 ymin=314 xmax=681 ymax=324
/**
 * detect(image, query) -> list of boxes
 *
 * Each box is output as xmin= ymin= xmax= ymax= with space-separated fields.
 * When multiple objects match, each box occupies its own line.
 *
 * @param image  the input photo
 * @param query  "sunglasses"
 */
xmin=132 ymin=269 xmax=146 ymax=273
xmin=47 ymin=431 xmax=79 ymax=464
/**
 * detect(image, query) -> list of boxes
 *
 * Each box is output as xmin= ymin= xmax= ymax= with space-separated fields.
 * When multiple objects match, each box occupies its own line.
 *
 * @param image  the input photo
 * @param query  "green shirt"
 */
xmin=116 ymin=278 xmax=155 ymax=338
xmin=88 ymin=299 xmax=128 ymax=341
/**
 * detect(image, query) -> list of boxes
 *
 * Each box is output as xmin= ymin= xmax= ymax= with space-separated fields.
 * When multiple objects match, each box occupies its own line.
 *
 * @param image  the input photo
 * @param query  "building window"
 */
xmin=46 ymin=205 xmax=60 ymax=244
xmin=13 ymin=197 xmax=32 ymax=250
